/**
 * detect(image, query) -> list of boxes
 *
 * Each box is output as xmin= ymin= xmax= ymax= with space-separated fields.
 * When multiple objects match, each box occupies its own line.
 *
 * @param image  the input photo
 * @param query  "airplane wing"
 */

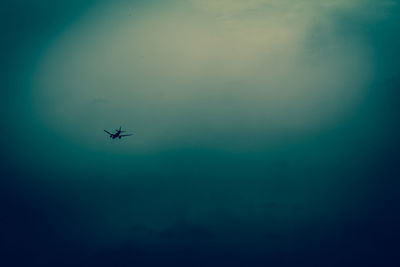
xmin=120 ymin=134 xmax=133 ymax=137
xmin=104 ymin=130 xmax=112 ymax=135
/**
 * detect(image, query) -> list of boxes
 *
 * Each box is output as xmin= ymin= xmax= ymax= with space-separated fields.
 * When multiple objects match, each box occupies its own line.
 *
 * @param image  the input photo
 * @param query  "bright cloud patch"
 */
xmin=32 ymin=0 xmax=380 ymax=152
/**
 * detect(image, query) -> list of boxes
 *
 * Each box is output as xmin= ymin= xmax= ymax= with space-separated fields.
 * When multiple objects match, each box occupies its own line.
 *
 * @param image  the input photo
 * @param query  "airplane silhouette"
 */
xmin=104 ymin=126 xmax=133 ymax=139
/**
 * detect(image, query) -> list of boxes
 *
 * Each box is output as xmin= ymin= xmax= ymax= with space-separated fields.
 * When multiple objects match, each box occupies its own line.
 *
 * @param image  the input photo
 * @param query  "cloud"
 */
xmin=90 ymin=97 xmax=109 ymax=105
xmin=31 ymin=0 xmax=392 ymax=152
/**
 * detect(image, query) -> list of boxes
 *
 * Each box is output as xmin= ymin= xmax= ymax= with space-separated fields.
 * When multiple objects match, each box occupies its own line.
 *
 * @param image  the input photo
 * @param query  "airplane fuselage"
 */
xmin=111 ymin=130 xmax=122 ymax=139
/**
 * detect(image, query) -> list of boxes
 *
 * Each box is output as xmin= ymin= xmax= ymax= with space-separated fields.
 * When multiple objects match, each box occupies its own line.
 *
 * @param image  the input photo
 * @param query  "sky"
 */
xmin=1 ymin=0 xmax=400 ymax=266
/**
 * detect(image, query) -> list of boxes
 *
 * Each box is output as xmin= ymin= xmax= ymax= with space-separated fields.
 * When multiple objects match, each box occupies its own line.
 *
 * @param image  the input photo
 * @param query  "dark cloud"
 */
xmin=159 ymin=221 xmax=216 ymax=241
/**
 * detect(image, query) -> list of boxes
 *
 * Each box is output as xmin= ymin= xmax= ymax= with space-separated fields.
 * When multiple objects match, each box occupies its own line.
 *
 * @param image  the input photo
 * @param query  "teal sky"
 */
xmin=33 ymin=0 xmax=378 ymax=152
xmin=1 ymin=1 xmax=400 ymax=266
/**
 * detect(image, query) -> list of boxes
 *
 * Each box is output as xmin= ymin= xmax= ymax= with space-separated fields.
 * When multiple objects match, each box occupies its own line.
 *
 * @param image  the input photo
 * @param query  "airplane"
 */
xmin=104 ymin=126 xmax=133 ymax=139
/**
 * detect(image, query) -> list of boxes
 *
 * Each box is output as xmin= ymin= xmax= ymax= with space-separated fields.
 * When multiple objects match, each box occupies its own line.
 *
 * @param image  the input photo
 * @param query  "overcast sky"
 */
xmin=1 ymin=1 xmax=400 ymax=266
